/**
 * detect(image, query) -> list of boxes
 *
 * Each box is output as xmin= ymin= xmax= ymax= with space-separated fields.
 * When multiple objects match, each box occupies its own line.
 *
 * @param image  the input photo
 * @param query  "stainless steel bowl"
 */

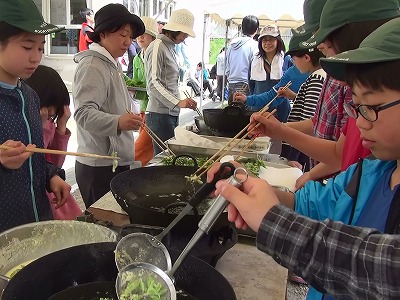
xmin=0 ymin=220 xmax=117 ymax=278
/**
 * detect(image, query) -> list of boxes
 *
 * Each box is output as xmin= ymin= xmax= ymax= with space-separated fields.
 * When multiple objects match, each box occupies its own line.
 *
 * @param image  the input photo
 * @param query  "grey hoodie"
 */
xmin=226 ymin=36 xmax=258 ymax=84
xmin=73 ymin=44 xmax=134 ymax=167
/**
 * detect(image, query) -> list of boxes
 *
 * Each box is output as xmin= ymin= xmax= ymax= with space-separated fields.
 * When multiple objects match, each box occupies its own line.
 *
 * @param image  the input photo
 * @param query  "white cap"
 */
xmin=258 ymin=24 xmax=280 ymax=39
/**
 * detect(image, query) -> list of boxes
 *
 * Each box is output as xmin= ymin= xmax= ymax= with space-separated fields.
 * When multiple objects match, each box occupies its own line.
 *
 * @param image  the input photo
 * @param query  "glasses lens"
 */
xmin=359 ymin=105 xmax=377 ymax=122
xmin=344 ymin=102 xmax=358 ymax=119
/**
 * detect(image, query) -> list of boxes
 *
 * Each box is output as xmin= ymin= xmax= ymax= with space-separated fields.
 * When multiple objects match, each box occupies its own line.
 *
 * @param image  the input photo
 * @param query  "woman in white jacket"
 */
xmin=250 ymin=24 xmax=286 ymax=96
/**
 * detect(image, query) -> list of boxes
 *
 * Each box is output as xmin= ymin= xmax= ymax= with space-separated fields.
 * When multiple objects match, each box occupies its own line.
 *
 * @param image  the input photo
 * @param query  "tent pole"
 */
xmin=200 ymin=13 xmax=208 ymax=110
xmin=221 ymin=18 xmax=230 ymax=107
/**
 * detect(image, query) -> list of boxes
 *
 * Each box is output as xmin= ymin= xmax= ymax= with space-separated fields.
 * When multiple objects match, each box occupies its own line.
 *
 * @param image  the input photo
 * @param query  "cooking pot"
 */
xmin=110 ymin=157 xmax=230 ymax=233
xmin=0 ymin=220 xmax=116 ymax=277
xmin=120 ymin=223 xmax=238 ymax=267
xmin=2 ymin=242 xmax=236 ymax=300
xmin=194 ymin=115 xmax=213 ymax=135
xmin=202 ymin=103 xmax=255 ymax=137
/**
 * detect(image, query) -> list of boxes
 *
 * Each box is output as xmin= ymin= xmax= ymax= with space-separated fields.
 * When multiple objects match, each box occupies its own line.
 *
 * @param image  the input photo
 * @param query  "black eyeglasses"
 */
xmin=344 ymin=99 xmax=400 ymax=122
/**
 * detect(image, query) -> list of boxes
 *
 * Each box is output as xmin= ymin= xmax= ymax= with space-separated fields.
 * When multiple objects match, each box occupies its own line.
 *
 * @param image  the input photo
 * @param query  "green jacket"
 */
xmin=133 ymin=50 xmax=149 ymax=112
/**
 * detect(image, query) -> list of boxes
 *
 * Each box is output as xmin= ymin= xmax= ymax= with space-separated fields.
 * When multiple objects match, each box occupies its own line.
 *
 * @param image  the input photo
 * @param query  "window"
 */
xmin=43 ymin=0 xmax=91 ymax=55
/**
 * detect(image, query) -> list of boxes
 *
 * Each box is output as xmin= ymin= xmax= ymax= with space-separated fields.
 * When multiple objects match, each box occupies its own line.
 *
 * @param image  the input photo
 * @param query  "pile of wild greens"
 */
xmin=124 ymin=77 xmax=146 ymax=88
xmin=119 ymin=273 xmax=167 ymax=300
xmin=161 ymin=156 xmax=266 ymax=177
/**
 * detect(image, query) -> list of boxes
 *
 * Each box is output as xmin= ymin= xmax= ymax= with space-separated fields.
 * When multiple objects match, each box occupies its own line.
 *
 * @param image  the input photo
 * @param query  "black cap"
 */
xmin=88 ymin=4 xmax=144 ymax=42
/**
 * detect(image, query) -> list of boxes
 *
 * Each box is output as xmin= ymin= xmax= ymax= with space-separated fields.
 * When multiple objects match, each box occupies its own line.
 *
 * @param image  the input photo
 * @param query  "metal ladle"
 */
xmin=116 ymin=168 xmax=248 ymax=300
xmin=114 ymin=162 xmax=236 ymax=272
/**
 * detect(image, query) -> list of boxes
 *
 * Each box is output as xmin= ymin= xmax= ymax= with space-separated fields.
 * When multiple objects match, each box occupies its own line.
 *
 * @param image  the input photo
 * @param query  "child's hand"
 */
xmin=287 ymin=160 xmax=303 ymax=170
xmin=277 ymin=87 xmax=296 ymax=100
xmin=233 ymin=92 xmax=246 ymax=102
xmin=295 ymin=172 xmax=311 ymax=191
xmin=49 ymin=175 xmax=71 ymax=208
xmin=0 ymin=140 xmax=33 ymax=169
xmin=39 ymin=107 xmax=48 ymax=125
xmin=215 ymin=175 xmax=280 ymax=232
xmin=56 ymin=105 xmax=71 ymax=135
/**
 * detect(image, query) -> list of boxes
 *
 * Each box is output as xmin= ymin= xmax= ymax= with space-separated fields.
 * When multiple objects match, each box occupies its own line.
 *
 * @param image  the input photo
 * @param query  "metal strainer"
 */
xmin=114 ymin=162 xmax=235 ymax=272
xmin=116 ymin=168 xmax=248 ymax=299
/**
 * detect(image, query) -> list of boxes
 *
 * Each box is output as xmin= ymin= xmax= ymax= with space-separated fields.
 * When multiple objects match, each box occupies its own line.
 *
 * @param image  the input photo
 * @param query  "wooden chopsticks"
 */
xmin=126 ymin=109 xmax=176 ymax=156
xmin=194 ymin=109 xmax=276 ymax=179
xmin=0 ymin=144 xmax=121 ymax=160
xmin=191 ymin=81 xmax=292 ymax=177
xmin=183 ymin=90 xmax=202 ymax=117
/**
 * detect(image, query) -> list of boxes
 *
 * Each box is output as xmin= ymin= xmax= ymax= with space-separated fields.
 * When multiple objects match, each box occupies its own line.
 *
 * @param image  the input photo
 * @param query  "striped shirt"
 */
xmin=281 ymin=69 xmax=326 ymax=166
xmin=257 ymin=205 xmax=400 ymax=299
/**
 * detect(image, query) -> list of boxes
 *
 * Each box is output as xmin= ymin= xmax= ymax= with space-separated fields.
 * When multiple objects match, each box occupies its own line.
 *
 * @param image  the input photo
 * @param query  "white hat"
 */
xmin=141 ymin=16 xmax=158 ymax=37
xmin=258 ymin=24 xmax=280 ymax=39
xmin=163 ymin=9 xmax=196 ymax=38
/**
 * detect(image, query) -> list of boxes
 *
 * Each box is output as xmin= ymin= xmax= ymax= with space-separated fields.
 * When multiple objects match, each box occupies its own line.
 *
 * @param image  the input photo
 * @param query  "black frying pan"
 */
xmin=110 ymin=157 xmax=230 ymax=232
xmin=48 ymin=281 xmax=117 ymax=300
xmin=2 ymin=242 xmax=236 ymax=300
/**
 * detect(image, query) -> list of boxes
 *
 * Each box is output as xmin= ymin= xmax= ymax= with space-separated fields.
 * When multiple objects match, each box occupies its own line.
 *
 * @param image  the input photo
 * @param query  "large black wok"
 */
xmin=203 ymin=104 xmax=255 ymax=137
xmin=2 ymin=242 xmax=236 ymax=300
xmin=110 ymin=161 xmax=229 ymax=233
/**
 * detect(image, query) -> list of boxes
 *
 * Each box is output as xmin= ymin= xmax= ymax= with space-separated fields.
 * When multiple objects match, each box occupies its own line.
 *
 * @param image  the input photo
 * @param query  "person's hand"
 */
xmin=277 ymin=87 xmax=296 ymax=100
xmin=248 ymin=112 xmax=285 ymax=139
xmin=207 ymin=162 xmax=279 ymax=231
xmin=178 ymin=98 xmax=197 ymax=110
xmin=295 ymin=172 xmax=311 ymax=191
xmin=49 ymin=175 xmax=71 ymax=208
xmin=39 ymin=107 xmax=48 ymax=125
xmin=287 ymin=160 xmax=303 ymax=170
xmin=118 ymin=113 xmax=143 ymax=131
xmin=233 ymin=92 xmax=246 ymax=103
xmin=0 ymin=140 xmax=33 ymax=169
xmin=56 ymin=105 xmax=71 ymax=135
xmin=215 ymin=175 xmax=279 ymax=232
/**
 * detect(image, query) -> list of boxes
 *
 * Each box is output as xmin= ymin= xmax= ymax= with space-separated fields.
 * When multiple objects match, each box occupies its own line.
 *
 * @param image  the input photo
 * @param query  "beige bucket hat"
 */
xmin=163 ymin=9 xmax=195 ymax=38
xmin=141 ymin=16 xmax=158 ymax=37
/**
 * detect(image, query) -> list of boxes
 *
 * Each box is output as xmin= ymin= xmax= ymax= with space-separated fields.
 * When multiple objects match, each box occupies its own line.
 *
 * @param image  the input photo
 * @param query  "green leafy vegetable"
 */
xmin=161 ymin=156 xmax=266 ymax=176
xmin=112 ymin=151 xmax=118 ymax=173
xmin=124 ymin=77 xmax=146 ymax=88
xmin=119 ymin=271 xmax=168 ymax=300
xmin=161 ymin=156 xmax=214 ymax=169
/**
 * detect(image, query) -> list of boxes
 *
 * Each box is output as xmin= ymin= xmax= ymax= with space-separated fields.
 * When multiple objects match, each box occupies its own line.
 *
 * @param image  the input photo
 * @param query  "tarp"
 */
xmin=204 ymin=0 xmax=303 ymax=30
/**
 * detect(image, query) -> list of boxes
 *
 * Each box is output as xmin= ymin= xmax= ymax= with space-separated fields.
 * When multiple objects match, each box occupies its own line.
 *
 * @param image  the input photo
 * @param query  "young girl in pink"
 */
xmin=26 ymin=65 xmax=82 ymax=219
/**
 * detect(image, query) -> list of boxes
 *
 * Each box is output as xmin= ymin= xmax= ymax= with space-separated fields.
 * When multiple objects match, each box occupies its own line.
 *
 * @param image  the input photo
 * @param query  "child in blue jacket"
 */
xmin=0 ymin=0 xmax=71 ymax=232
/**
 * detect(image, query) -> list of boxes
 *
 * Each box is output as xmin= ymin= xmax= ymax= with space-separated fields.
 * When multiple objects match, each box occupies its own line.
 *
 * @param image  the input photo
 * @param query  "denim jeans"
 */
xmin=146 ymin=112 xmax=178 ymax=155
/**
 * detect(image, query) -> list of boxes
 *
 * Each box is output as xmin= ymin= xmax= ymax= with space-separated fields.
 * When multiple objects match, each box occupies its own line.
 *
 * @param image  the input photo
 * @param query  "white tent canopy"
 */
xmin=204 ymin=0 xmax=303 ymax=30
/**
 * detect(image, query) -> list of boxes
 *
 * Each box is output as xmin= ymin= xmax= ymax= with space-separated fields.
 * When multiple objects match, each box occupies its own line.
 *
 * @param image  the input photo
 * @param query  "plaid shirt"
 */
xmin=257 ymin=205 xmax=400 ymax=299
xmin=311 ymin=75 xmax=352 ymax=141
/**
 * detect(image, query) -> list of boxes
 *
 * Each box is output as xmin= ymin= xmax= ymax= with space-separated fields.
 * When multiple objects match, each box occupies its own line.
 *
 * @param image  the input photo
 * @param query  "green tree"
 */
xmin=209 ymin=38 xmax=226 ymax=64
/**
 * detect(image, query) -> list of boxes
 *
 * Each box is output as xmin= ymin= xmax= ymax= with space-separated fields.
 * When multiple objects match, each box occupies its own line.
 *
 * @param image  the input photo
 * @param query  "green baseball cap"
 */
xmin=286 ymin=25 xmax=314 ymax=54
xmin=301 ymin=0 xmax=399 ymax=48
xmin=303 ymin=0 xmax=328 ymax=33
xmin=320 ymin=17 xmax=400 ymax=81
xmin=0 ymin=0 xmax=63 ymax=35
